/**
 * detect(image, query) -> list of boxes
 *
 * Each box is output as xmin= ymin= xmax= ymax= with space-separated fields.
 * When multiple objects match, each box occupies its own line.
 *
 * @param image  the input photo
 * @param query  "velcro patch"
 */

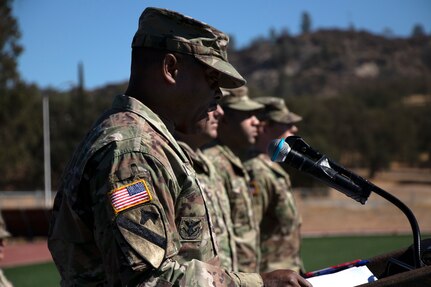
xmin=179 ymin=217 xmax=203 ymax=241
xmin=116 ymin=205 xmax=167 ymax=268
xmin=109 ymin=179 xmax=152 ymax=213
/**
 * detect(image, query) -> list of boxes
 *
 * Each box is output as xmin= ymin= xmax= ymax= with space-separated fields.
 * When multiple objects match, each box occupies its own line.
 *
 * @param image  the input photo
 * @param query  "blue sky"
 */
xmin=12 ymin=0 xmax=431 ymax=90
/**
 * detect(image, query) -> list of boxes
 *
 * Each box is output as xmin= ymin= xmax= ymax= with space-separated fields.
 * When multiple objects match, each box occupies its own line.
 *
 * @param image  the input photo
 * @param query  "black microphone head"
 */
xmin=267 ymin=139 xmax=291 ymax=162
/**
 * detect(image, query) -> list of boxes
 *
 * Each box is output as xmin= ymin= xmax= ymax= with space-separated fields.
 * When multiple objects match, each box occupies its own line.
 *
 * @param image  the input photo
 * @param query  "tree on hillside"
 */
xmin=301 ymin=12 xmax=311 ymax=35
xmin=0 ymin=0 xmax=45 ymax=190
xmin=0 ymin=83 xmax=43 ymax=189
xmin=227 ymin=34 xmax=237 ymax=52
xmin=411 ymin=24 xmax=426 ymax=38
xmin=0 ymin=0 xmax=22 ymax=91
xmin=382 ymin=27 xmax=394 ymax=38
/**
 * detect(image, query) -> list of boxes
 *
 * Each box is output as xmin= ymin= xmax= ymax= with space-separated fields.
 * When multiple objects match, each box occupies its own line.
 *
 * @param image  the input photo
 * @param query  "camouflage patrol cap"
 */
xmin=254 ymin=96 xmax=302 ymax=124
xmin=219 ymin=86 xmax=264 ymax=111
xmin=132 ymin=7 xmax=246 ymax=89
xmin=0 ymin=212 xmax=11 ymax=239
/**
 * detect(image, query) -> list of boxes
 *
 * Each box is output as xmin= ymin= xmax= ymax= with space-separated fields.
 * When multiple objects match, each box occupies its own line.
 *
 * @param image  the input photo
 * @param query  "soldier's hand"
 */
xmin=260 ymin=269 xmax=312 ymax=287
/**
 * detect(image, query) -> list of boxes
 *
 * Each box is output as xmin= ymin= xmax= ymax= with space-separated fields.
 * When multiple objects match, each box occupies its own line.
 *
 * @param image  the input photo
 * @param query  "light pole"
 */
xmin=43 ymin=92 xmax=52 ymax=207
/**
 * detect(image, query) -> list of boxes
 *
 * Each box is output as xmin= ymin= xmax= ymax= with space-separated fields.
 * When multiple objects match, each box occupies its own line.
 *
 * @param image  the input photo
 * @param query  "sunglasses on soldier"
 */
xmin=201 ymin=64 xmax=222 ymax=112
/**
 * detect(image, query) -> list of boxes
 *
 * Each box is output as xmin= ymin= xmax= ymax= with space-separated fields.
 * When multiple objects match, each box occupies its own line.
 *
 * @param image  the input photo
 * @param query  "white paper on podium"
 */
xmin=306 ymin=266 xmax=378 ymax=287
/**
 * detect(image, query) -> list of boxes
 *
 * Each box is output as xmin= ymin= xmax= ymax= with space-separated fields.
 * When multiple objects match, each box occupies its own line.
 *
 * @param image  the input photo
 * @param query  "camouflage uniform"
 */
xmin=49 ymin=95 xmax=263 ymax=286
xmin=48 ymin=7 xmax=265 ymax=287
xmin=0 ymin=211 xmax=13 ymax=287
xmin=203 ymin=142 xmax=260 ymax=273
xmin=179 ymin=142 xmax=237 ymax=271
xmin=245 ymin=96 xmax=304 ymax=273
xmin=245 ymin=153 xmax=303 ymax=273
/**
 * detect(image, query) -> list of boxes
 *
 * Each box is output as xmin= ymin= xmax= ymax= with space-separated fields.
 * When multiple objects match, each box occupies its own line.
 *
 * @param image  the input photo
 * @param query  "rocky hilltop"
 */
xmin=228 ymin=29 xmax=431 ymax=99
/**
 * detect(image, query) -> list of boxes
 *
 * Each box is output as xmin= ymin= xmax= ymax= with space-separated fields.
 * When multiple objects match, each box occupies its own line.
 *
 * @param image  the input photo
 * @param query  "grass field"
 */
xmin=300 ymin=234 xmax=421 ymax=271
xmin=4 ymin=234 xmax=427 ymax=286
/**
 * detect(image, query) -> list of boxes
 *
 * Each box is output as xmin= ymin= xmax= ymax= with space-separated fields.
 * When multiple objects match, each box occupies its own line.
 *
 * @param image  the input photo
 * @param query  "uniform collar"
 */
xmin=113 ymin=95 xmax=189 ymax=163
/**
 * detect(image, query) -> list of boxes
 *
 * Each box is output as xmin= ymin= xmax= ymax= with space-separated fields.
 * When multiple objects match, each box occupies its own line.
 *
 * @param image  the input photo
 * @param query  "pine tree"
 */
xmin=0 ymin=0 xmax=23 ymax=92
xmin=0 ymin=0 xmax=44 ymax=190
xmin=411 ymin=24 xmax=426 ymax=38
xmin=300 ymin=11 xmax=311 ymax=35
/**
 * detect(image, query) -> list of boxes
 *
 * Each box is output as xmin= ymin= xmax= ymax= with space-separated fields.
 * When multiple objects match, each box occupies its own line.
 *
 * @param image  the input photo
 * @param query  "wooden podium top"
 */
xmin=358 ymin=240 xmax=431 ymax=287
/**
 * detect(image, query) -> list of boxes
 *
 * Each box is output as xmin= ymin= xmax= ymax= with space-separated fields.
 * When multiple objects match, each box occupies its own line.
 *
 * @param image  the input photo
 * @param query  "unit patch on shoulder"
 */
xmin=109 ymin=179 xmax=152 ymax=213
xmin=179 ymin=217 xmax=203 ymax=241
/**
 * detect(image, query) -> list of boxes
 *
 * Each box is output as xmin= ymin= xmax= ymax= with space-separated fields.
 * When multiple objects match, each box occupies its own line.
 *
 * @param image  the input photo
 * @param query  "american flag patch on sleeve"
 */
xmin=109 ymin=179 xmax=152 ymax=213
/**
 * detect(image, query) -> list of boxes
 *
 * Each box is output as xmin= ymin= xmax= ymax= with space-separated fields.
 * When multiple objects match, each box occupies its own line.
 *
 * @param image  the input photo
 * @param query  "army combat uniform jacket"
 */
xmin=244 ymin=152 xmax=303 ymax=273
xmin=48 ymin=95 xmax=262 ymax=286
xmin=203 ymin=143 xmax=260 ymax=273
xmin=178 ymin=142 xmax=237 ymax=271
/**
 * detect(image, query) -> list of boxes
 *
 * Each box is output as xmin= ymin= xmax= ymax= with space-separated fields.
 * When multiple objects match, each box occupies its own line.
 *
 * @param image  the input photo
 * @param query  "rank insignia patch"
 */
xmin=109 ymin=179 xmax=152 ymax=213
xmin=179 ymin=217 xmax=203 ymax=241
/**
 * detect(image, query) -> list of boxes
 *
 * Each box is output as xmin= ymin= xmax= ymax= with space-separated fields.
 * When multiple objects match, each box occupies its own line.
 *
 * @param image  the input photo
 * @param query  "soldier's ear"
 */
xmin=162 ymin=53 xmax=178 ymax=84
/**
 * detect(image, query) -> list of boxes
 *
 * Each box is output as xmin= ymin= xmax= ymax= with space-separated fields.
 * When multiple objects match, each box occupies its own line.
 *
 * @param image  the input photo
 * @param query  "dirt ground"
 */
xmin=296 ymin=167 xmax=431 ymax=236
xmin=1 ymin=167 xmax=430 ymax=267
xmin=0 ymin=239 xmax=51 ymax=268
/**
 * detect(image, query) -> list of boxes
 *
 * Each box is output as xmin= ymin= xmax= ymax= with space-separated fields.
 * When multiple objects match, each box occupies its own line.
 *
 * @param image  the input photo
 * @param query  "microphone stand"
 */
xmin=284 ymin=136 xmax=424 ymax=269
xmin=359 ymin=178 xmax=423 ymax=270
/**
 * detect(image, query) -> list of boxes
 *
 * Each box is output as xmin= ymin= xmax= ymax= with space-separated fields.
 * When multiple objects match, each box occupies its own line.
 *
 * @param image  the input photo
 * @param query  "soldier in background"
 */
xmin=48 ymin=7 xmax=311 ymax=287
xmin=244 ymin=96 xmax=304 ymax=273
xmin=176 ymin=104 xmax=238 ymax=271
xmin=0 ymin=211 xmax=13 ymax=287
xmin=203 ymin=87 xmax=264 ymax=273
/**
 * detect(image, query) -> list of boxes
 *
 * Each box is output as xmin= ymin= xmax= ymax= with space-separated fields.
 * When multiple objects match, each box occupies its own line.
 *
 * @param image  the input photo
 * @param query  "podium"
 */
xmin=358 ymin=238 xmax=431 ymax=286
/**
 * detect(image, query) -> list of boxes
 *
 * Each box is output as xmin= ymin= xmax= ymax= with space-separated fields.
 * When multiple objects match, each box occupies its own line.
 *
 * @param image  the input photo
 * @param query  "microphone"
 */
xmin=268 ymin=136 xmax=425 ymax=268
xmin=267 ymin=137 xmax=371 ymax=204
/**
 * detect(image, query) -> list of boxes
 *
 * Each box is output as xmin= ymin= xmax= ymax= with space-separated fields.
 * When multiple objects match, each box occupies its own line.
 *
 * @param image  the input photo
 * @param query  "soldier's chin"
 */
xmin=207 ymin=128 xmax=218 ymax=139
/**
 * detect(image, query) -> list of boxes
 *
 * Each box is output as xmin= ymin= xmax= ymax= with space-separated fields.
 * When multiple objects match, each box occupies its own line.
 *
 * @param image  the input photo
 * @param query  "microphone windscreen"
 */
xmin=267 ymin=139 xmax=291 ymax=162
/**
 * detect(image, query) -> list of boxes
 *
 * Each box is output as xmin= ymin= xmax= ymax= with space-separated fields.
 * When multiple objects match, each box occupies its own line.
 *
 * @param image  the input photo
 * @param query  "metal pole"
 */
xmin=43 ymin=93 xmax=52 ymax=207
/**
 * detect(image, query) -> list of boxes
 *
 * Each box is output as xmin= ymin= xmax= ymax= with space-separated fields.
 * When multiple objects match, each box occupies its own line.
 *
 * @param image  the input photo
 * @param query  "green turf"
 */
xmin=3 ymin=234 xmax=428 ymax=286
xmin=4 ymin=261 xmax=60 ymax=287
xmin=301 ymin=234 xmax=420 ymax=271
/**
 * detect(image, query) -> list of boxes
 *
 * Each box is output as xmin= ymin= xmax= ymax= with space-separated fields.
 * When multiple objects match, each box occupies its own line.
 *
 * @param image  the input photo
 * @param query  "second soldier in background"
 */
xmin=245 ymin=96 xmax=304 ymax=273
xmin=175 ymin=103 xmax=238 ymax=271
xmin=203 ymin=86 xmax=263 ymax=273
